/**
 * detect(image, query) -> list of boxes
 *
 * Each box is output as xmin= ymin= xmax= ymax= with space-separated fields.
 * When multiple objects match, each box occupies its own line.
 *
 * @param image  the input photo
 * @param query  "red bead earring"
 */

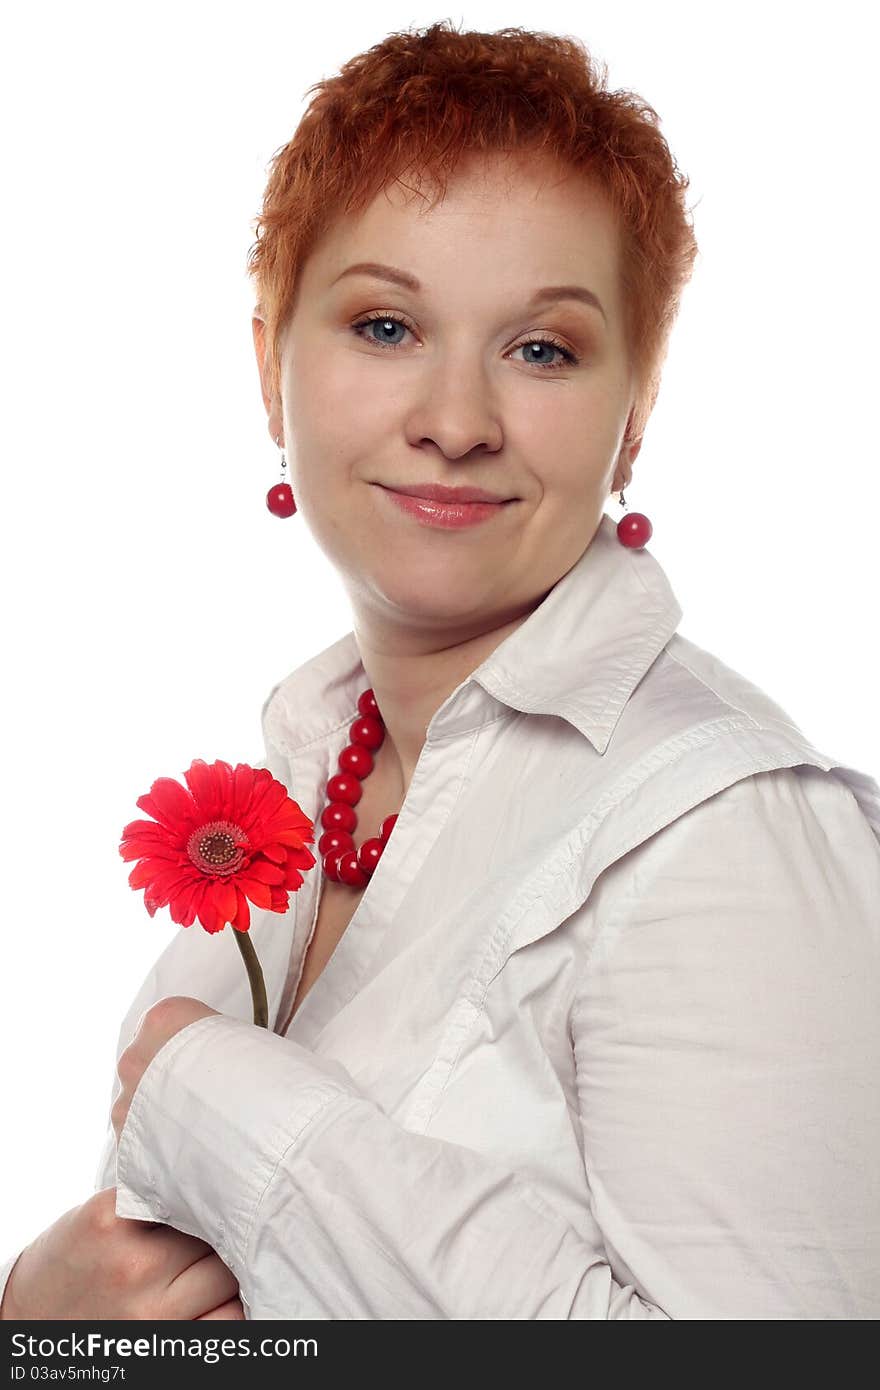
xmin=616 ymin=489 xmax=652 ymax=549
xmin=266 ymin=434 xmax=297 ymax=518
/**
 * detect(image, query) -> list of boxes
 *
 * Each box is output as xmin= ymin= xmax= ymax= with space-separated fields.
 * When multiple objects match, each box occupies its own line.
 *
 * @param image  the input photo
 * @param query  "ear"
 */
xmin=612 ymin=432 xmax=643 ymax=495
xmin=626 ymin=433 xmax=644 ymax=471
xmin=252 ymin=315 xmax=272 ymax=412
xmin=252 ymin=315 xmax=283 ymax=444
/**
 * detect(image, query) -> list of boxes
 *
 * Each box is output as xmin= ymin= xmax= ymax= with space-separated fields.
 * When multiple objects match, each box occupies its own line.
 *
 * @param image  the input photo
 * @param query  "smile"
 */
xmin=376 ymin=485 xmax=516 ymax=530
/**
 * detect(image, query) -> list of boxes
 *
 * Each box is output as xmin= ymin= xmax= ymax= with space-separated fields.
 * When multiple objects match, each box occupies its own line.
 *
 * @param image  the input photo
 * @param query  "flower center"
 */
xmin=187 ymin=819 xmax=251 ymax=876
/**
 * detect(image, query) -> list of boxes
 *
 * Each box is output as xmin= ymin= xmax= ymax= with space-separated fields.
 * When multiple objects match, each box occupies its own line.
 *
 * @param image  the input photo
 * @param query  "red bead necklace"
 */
xmin=317 ymin=687 xmax=399 ymax=889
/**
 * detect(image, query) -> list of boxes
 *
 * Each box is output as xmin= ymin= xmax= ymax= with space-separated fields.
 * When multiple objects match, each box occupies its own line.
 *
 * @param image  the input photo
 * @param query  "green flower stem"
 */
xmin=233 ymin=927 xmax=269 ymax=1028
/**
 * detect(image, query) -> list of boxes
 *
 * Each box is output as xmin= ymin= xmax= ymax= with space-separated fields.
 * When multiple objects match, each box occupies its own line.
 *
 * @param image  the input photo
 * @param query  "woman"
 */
xmin=3 ymin=21 xmax=879 ymax=1320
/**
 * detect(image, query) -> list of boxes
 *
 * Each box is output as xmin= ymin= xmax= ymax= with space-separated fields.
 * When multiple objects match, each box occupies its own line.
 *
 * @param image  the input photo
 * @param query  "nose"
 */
xmin=404 ymin=355 xmax=504 ymax=459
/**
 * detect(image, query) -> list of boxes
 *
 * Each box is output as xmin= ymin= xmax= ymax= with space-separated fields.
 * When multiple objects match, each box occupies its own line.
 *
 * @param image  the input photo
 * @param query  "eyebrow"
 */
xmin=331 ymin=261 xmax=607 ymax=323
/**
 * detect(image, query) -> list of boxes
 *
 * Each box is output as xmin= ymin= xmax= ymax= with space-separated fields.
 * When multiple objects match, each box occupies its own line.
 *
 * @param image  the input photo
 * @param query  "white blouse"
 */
xmin=3 ymin=513 xmax=879 ymax=1319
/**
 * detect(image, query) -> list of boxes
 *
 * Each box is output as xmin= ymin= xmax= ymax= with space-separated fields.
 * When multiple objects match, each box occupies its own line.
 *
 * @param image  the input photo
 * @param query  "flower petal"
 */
xmin=136 ymin=777 xmax=198 ymax=834
xmin=265 ymin=800 xmax=313 ymax=830
xmin=230 ymin=763 xmax=256 ymax=822
xmin=128 ymin=857 xmax=178 ymax=891
xmin=282 ymin=863 xmax=306 ymax=891
xmin=119 ymin=818 xmax=175 ymax=843
xmin=260 ymin=842 xmax=287 ymax=865
xmin=142 ymin=864 xmax=202 ymax=903
xmin=240 ymin=770 xmax=290 ymax=830
xmin=210 ymin=878 xmax=238 ymax=928
xmin=284 ymin=845 xmax=317 ymax=873
xmin=172 ymin=877 xmax=208 ymax=927
xmin=119 ymin=839 xmax=183 ymax=863
xmin=239 ymin=877 xmax=273 ymax=910
xmin=246 ymin=858 xmax=286 ymax=886
xmin=197 ymin=900 xmax=224 ymax=933
xmin=233 ymin=885 xmax=251 ymax=931
xmin=270 ymin=828 xmax=313 ymax=851
xmin=184 ymin=759 xmax=233 ymax=819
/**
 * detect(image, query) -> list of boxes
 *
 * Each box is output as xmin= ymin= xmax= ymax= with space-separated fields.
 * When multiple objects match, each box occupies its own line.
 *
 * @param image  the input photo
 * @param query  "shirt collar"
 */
xmin=263 ymin=512 xmax=683 ymax=759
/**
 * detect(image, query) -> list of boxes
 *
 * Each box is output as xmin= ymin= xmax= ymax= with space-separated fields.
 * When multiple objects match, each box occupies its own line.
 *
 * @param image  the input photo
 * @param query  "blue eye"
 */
xmin=350 ymin=312 xmax=579 ymax=370
xmin=352 ymin=314 xmax=410 ymax=348
xmin=513 ymin=340 xmax=577 ymax=369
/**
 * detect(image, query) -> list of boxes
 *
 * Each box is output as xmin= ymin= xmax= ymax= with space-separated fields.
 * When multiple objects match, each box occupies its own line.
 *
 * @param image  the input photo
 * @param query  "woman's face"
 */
xmin=254 ymin=152 xmax=641 ymax=643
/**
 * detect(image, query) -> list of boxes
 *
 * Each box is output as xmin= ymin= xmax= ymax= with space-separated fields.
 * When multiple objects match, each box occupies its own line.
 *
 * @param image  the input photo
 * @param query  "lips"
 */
xmin=381 ymin=482 xmax=511 ymax=504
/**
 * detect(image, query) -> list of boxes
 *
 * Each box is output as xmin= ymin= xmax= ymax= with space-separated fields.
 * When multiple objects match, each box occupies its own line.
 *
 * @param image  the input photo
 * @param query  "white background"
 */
xmin=1 ymin=0 xmax=877 ymax=1258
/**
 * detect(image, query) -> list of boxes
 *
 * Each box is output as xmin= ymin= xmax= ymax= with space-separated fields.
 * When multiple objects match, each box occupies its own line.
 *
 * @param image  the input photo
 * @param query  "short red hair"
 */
xmin=247 ymin=20 xmax=699 ymax=444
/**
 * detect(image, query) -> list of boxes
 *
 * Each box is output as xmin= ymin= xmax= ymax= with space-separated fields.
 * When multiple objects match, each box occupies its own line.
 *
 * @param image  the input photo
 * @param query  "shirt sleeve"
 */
xmin=114 ymin=1013 xmax=667 ymax=1318
xmin=113 ymin=762 xmax=880 ymax=1320
xmin=573 ymin=763 xmax=880 ymax=1319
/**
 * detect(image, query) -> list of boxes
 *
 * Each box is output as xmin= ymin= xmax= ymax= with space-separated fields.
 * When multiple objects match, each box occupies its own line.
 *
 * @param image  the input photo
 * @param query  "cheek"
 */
xmin=527 ymin=444 xmax=612 ymax=502
xmin=514 ymin=381 xmax=616 ymax=445
xmin=528 ymin=405 xmax=626 ymax=493
xmin=290 ymin=357 xmax=393 ymax=454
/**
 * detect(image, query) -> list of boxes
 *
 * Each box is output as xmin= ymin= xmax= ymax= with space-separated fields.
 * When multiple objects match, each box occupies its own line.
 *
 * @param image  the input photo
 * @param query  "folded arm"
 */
xmin=113 ymin=764 xmax=880 ymax=1319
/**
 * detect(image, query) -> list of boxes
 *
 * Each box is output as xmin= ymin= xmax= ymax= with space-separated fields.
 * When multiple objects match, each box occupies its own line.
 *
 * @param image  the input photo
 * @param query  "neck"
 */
xmin=354 ymin=610 xmax=535 ymax=799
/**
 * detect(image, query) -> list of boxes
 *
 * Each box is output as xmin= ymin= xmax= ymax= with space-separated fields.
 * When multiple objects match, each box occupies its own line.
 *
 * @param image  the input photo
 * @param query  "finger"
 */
xmin=195 ymin=1296 xmax=245 ymax=1320
xmin=165 ymin=1251 xmax=241 ymax=1320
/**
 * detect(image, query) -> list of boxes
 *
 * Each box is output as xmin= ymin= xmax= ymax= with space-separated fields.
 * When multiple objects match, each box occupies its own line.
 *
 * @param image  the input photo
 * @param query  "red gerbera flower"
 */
xmin=119 ymin=758 xmax=316 ymax=935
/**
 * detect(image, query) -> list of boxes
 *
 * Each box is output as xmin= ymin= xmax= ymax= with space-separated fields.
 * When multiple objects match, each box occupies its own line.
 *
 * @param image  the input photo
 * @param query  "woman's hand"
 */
xmin=112 ymin=997 xmax=219 ymax=1144
xmin=0 ymin=1187 xmax=244 ymax=1320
